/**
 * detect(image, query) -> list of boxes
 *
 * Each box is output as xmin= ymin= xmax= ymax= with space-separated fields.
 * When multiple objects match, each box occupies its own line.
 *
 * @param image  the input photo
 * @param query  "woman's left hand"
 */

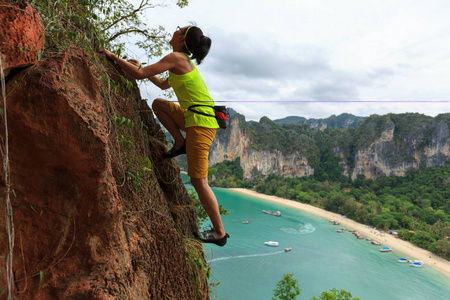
xmin=127 ymin=59 xmax=141 ymax=68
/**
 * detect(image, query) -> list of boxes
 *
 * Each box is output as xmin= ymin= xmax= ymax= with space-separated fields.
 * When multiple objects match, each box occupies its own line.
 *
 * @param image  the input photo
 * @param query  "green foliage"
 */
xmin=114 ymin=112 xmax=153 ymax=188
xmin=272 ymin=273 xmax=302 ymax=300
xmin=410 ymin=231 xmax=436 ymax=249
xmin=118 ymin=134 xmax=135 ymax=150
xmin=116 ymin=116 xmax=135 ymax=129
xmin=187 ymin=188 xmax=230 ymax=228
xmin=310 ymin=129 xmax=344 ymax=181
xmin=322 ymin=113 xmax=366 ymax=129
xmin=273 ymin=113 xmax=366 ymax=129
xmin=19 ymin=0 xmax=192 ymax=76
xmin=429 ymin=239 xmax=450 ymax=259
xmin=26 ymin=0 xmax=183 ymax=59
xmin=184 ymin=238 xmax=210 ymax=299
xmin=208 ymin=158 xmax=253 ymax=188
xmin=120 ymin=156 xmax=152 ymax=188
xmin=39 ymin=270 xmax=44 ymax=289
xmin=270 ymin=275 xmax=359 ymax=300
xmin=352 ymin=114 xmax=392 ymax=148
xmin=311 ymin=288 xmax=360 ymax=300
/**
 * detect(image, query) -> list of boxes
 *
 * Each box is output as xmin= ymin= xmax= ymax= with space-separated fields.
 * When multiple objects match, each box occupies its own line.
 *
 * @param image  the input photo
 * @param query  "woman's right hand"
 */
xmin=99 ymin=49 xmax=115 ymax=60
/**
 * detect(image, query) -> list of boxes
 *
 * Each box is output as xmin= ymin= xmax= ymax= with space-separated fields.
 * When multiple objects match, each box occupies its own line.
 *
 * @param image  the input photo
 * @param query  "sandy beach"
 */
xmin=229 ymin=188 xmax=450 ymax=277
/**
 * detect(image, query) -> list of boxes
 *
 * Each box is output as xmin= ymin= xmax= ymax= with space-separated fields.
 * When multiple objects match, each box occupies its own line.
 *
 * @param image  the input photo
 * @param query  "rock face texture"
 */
xmin=0 ymin=0 xmax=45 ymax=76
xmin=350 ymin=117 xmax=450 ymax=180
xmin=0 ymin=48 xmax=208 ymax=299
xmin=210 ymin=115 xmax=314 ymax=180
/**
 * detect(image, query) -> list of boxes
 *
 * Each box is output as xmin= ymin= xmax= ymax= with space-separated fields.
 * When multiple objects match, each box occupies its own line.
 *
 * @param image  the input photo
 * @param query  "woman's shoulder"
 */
xmin=165 ymin=52 xmax=194 ymax=75
xmin=163 ymin=52 xmax=189 ymax=62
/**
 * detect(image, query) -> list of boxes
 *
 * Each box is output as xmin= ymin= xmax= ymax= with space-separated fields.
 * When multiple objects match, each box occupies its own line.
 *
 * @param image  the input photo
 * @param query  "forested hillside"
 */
xmin=209 ymin=158 xmax=450 ymax=259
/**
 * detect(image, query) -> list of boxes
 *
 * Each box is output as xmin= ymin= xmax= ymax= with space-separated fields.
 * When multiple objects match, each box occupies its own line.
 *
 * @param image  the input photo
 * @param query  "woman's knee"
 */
xmin=191 ymin=177 xmax=208 ymax=189
xmin=152 ymin=98 xmax=167 ymax=112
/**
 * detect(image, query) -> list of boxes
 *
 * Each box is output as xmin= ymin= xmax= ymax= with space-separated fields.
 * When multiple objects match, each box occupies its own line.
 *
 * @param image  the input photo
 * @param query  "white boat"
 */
xmin=398 ymin=258 xmax=410 ymax=263
xmin=380 ymin=247 xmax=392 ymax=252
xmin=410 ymin=260 xmax=424 ymax=267
xmin=264 ymin=241 xmax=279 ymax=247
xmin=263 ymin=210 xmax=281 ymax=217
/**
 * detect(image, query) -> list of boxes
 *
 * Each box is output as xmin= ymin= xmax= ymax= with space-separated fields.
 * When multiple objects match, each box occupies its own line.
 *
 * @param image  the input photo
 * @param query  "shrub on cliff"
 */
xmin=20 ymin=0 xmax=187 ymax=58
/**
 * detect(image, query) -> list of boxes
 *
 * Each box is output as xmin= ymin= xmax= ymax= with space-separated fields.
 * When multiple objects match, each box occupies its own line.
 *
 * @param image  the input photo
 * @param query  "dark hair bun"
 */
xmin=185 ymin=27 xmax=211 ymax=65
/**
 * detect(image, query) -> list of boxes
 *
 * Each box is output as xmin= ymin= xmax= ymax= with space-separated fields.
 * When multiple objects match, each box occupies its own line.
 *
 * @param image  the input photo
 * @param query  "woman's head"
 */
xmin=181 ymin=25 xmax=211 ymax=65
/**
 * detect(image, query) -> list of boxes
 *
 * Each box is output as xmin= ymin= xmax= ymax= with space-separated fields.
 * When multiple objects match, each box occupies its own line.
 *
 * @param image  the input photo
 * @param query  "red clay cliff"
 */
xmin=0 ymin=4 xmax=207 ymax=298
xmin=0 ymin=0 xmax=45 ymax=76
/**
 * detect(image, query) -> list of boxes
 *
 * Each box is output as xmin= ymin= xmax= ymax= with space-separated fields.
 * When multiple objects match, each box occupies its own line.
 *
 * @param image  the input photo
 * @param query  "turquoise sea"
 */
xmin=182 ymin=176 xmax=450 ymax=299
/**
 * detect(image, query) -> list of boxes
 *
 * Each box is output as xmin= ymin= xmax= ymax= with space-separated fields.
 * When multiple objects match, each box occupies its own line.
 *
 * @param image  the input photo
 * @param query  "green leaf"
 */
xmin=195 ymin=258 xmax=203 ymax=269
xmin=39 ymin=270 xmax=44 ymax=288
xmin=37 ymin=50 xmax=43 ymax=61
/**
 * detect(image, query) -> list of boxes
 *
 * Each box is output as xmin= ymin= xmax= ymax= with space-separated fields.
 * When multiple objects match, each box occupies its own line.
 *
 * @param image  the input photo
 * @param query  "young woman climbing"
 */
xmin=100 ymin=25 xmax=229 ymax=246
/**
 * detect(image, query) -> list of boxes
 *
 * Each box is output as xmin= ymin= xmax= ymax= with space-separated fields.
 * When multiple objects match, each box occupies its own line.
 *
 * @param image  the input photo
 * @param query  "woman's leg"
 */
xmin=187 ymin=126 xmax=228 ymax=245
xmin=152 ymin=98 xmax=186 ymax=147
xmin=191 ymin=177 xmax=225 ymax=237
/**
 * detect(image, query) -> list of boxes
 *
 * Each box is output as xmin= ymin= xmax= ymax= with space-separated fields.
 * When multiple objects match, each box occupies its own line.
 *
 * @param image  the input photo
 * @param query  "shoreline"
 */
xmin=228 ymin=187 xmax=450 ymax=278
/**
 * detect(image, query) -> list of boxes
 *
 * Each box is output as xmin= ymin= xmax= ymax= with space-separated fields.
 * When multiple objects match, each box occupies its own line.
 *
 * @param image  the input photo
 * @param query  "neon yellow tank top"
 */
xmin=168 ymin=59 xmax=218 ymax=129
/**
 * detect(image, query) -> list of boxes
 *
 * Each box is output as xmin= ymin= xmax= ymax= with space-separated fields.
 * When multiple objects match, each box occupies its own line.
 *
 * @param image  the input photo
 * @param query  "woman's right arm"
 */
xmin=101 ymin=49 xmax=174 ymax=78
xmin=101 ymin=49 xmax=172 ymax=90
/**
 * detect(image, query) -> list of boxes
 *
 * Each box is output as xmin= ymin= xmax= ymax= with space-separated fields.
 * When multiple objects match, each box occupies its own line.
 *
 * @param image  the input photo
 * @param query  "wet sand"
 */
xmin=228 ymin=188 xmax=450 ymax=277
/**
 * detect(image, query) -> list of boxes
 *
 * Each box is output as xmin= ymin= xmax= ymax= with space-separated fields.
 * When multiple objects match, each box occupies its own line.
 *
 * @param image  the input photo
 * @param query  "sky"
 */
xmin=128 ymin=0 xmax=450 ymax=121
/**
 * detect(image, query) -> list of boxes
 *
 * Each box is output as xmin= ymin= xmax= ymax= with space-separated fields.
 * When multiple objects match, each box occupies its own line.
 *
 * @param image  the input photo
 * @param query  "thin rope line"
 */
xmin=1 ymin=44 xmax=14 ymax=300
xmin=166 ymin=100 xmax=450 ymax=103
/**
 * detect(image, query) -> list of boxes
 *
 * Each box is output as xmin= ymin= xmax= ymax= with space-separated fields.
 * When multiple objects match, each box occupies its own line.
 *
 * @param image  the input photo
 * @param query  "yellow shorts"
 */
xmin=168 ymin=102 xmax=216 ymax=179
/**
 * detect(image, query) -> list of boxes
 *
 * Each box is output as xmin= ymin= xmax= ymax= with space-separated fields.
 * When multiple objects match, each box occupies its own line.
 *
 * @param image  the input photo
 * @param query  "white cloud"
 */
xmin=129 ymin=0 xmax=450 ymax=121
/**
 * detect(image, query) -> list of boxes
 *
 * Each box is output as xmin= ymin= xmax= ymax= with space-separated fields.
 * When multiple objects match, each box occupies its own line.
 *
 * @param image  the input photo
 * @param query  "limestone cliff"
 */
xmin=350 ymin=114 xmax=450 ymax=180
xmin=0 ymin=5 xmax=208 ymax=297
xmin=210 ymin=112 xmax=450 ymax=181
xmin=210 ymin=115 xmax=314 ymax=180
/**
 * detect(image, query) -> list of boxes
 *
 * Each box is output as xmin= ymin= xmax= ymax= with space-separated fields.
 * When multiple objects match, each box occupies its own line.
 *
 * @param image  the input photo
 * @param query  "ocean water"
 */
xmin=182 ymin=177 xmax=450 ymax=299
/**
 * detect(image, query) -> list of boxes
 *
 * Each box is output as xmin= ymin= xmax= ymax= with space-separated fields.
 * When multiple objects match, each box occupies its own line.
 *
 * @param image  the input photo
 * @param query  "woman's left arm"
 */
xmin=100 ymin=49 xmax=176 ymax=80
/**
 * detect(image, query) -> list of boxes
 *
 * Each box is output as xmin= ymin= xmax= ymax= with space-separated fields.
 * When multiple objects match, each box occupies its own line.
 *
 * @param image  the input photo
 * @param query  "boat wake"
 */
xmin=210 ymin=251 xmax=285 ymax=262
xmin=280 ymin=223 xmax=316 ymax=234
